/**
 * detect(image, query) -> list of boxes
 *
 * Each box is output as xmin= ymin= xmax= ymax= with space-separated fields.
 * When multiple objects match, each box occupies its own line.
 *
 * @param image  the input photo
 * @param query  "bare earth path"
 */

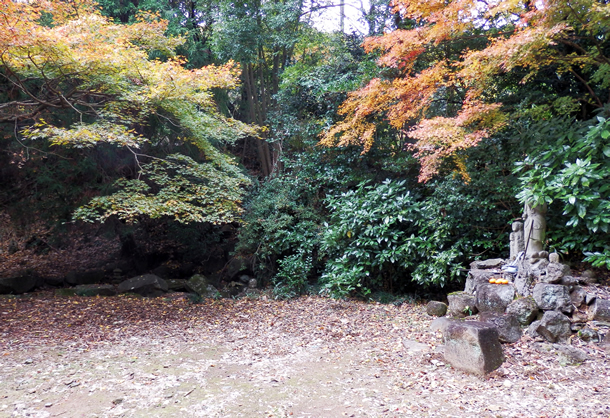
xmin=1 ymin=293 xmax=609 ymax=417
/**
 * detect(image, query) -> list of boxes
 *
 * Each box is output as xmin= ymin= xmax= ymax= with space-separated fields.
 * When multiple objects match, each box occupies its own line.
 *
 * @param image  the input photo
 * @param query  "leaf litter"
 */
xmin=1 ymin=292 xmax=609 ymax=417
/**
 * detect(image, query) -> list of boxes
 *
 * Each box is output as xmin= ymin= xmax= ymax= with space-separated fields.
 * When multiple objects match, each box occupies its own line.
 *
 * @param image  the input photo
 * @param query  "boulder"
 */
xmin=464 ymin=269 xmax=497 ymax=294
xmin=65 ymin=270 xmax=106 ymax=286
xmin=0 ymin=273 xmax=38 ymax=294
xmin=506 ymin=297 xmax=539 ymax=326
xmin=74 ymin=284 xmax=116 ymax=297
xmin=469 ymin=259 xmax=504 ymax=270
xmin=186 ymin=274 xmax=218 ymax=298
xmin=536 ymin=311 xmax=571 ymax=343
xmin=478 ymin=312 xmax=522 ymax=343
xmin=532 ymin=283 xmax=573 ymax=313
xmin=447 ymin=292 xmax=477 ymax=317
xmin=426 ymin=301 xmax=448 ymax=317
xmin=475 ymin=283 xmax=515 ymax=313
xmin=591 ymin=299 xmax=610 ymax=321
xmin=117 ymin=274 xmax=168 ymax=297
xmin=542 ymin=262 xmax=570 ymax=284
xmin=444 ymin=321 xmax=504 ymax=375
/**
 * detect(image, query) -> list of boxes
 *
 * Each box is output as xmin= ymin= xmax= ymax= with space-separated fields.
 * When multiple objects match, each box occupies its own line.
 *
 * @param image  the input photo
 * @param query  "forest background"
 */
xmin=0 ymin=0 xmax=609 ymax=300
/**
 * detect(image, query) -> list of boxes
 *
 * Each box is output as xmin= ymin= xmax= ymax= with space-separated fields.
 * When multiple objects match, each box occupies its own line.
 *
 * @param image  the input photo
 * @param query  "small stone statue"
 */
xmin=509 ymin=221 xmax=525 ymax=260
xmin=523 ymin=202 xmax=547 ymax=258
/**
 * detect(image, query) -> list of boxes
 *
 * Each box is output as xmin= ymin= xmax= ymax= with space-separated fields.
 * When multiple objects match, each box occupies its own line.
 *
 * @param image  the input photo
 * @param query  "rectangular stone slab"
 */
xmin=444 ymin=321 xmax=505 ymax=375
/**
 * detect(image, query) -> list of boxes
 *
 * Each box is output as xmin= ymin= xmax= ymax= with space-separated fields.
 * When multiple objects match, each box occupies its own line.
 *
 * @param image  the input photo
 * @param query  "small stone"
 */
xmin=549 ymin=252 xmax=560 ymax=263
xmin=579 ymin=270 xmax=597 ymax=285
xmin=591 ymin=299 xmax=610 ymax=321
xmin=555 ymin=344 xmax=588 ymax=365
xmin=578 ymin=327 xmax=600 ymax=343
xmin=426 ymin=301 xmax=448 ymax=317
xmin=570 ymin=286 xmax=587 ymax=308
xmin=248 ymin=278 xmax=257 ymax=289
xmin=585 ymin=293 xmax=596 ymax=305
xmin=542 ymin=263 xmax=570 ymax=284
xmin=24 ymin=358 xmax=33 ymax=364
xmin=112 ymin=398 xmax=123 ymax=405
xmin=570 ymin=322 xmax=586 ymax=332
xmin=527 ymin=320 xmax=542 ymax=338
xmin=44 ymin=403 xmax=53 ymax=408
xmin=506 ymin=297 xmax=539 ymax=326
xmin=447 ymin=292 xmax=477 ymax=317
xmin=536 ymin=311 xmax=572 ymax=343
xmin=475 ymin=283 xmax=515 ymax=313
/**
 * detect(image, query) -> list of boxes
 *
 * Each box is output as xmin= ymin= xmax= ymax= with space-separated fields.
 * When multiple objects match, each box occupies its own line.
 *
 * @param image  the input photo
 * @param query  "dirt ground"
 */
xmin=1 ymin=293 xmax=609 ymax=418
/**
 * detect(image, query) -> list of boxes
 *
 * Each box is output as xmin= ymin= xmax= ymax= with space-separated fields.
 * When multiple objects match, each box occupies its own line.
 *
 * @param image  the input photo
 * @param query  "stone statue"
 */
xmin=523 ymin=202 xmax=547 ymax=259
xmin=509 ymin=221 xmax=525 ymax=260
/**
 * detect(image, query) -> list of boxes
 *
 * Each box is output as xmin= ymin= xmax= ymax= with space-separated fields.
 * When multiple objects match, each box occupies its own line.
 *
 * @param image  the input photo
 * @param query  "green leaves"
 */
xmin=516 ymin=117 xmax=610 ymax=267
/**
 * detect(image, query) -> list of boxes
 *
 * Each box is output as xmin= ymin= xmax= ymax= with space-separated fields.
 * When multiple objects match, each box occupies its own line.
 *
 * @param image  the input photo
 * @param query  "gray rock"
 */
xmin=186 ymin=274 xmax=218 ymax=298
xmin=65 ymin=270 xmax=106 ymax=286
xmin=426 ymin=301 xmax=448 ymax=317
xmin=469 ymin=259 xmax=504 ymax=270
xmin=580 ymin=270 xmax=597 ymax=285
xmin=478 ymin=312 xmax=522 ymax=343
xmin=527 ymin=320 xmax=542 ymax=338
xmin=569 ymin=286 xmax=587 ymax=308
xmin=555 ymin=345 xmax=588 ymax=365
xmin=585 ymin=293 xmax=597 ymax=305
xmin=0 ymin=273 xmax=38 ymax=294
xmin=542 ymin=263 xmax=570 ymax=284
xmin=506 ymin=297 xmax=539 ymax=326
xmin=578 ymin=327 xmax=600 ymax=343
xmin=74 ymin=284 xmax=116 ymax=297
xmin=464 ymin=269 xmax=497 ymax=295
xmin=549 ymin=252 xmax=560 ymax=263
xmin=117 ymin=274 xmax=168 ymax=297
xmin=536 ymin=311 xmax=572 ymax=343
xmin=560 ymin=275 xmax=579 ymax=286
xmin=248 ymin=278 xmax=257 ymax=289
xmin=591 ymin=299 xmax=610 ymax=321
xmin=447 ymin=292 xmax=477 ymax=317
xmin=475 ymin=283 xmax=515 ymax=313
xmin=444 ymin=321 xmax=504 ymax=375
xmin=533 ymin=283 xmax=573 ymax=313
xmin=513 ymin=273 xmax=535 ymax=297
xmin=430 ymin=317 xmax=456 ymax=335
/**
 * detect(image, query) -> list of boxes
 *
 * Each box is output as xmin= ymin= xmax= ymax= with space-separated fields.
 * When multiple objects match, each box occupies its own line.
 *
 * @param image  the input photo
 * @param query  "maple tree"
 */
xmin=0 ymin=0 xmax=254 ymax=224
xmin=320 ymin=0 xmax=610 ymax=182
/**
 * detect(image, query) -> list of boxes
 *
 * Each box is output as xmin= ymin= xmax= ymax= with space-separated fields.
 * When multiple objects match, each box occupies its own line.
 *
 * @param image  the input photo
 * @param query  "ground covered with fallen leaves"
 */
xmin=1 ymin=292 xmax=609 ymax=418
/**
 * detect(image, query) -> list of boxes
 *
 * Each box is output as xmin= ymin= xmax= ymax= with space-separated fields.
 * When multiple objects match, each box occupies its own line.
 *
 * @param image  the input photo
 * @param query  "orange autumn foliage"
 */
xmin=321 ymin=0 xmax=610 ymax=182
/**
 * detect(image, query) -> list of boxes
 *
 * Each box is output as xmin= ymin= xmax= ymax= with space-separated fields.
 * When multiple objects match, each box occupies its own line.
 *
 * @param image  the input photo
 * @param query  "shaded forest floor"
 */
xmin=1 ymin=293 xmax=609 ymax=417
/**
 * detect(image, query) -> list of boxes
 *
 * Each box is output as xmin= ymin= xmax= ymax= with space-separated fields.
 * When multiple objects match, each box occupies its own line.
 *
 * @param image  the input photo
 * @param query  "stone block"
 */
xmin=469 ymin=259 xmax=504 ymax=270
xmin=533 ymin=283 xmax=573 ymax=313
xmin=444 ymin=321 xmax=504 ymax=375
xmin=591 ymin=299 xmax=610 ymax=321
xmin=117 ymin=274 xmax=168 ymax=297
xmin=475 ymin=283 xmax=515 ymax=313
xmin=447 ymin=292 xmax=477 ymax=317
xmin=478 ymin=312 xmax=522 ymax=343
xmin=506 ymin=297 xmax=539 ymax=326
xmin=426 ymin=301 xmax=448 ymax=317
xmin=536 ymin=311 xmax=571 ymax=343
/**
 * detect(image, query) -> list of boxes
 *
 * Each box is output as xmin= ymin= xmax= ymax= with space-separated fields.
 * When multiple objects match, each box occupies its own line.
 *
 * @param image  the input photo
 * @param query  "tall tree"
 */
xmin=321 ymin=0 xmax=610 ymax=182
xmin=0 ymin=0 xmax=255 ymax=224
